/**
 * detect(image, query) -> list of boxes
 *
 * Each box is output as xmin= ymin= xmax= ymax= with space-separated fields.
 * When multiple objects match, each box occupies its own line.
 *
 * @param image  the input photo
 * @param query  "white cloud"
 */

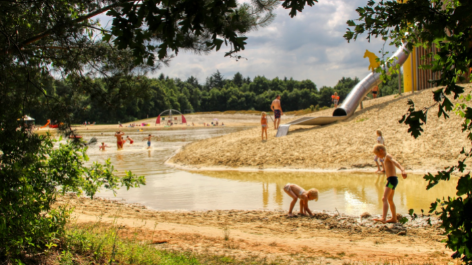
xmin=100 ymin=0 xmax=398 ymax=87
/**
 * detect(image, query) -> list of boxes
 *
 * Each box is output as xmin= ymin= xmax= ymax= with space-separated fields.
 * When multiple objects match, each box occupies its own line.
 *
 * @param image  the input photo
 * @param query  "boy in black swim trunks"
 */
xmin=372 ymin=144 xmax=407 ymax=223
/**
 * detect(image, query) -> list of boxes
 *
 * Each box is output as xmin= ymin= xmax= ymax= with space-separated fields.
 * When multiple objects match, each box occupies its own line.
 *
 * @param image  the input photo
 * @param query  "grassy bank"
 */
xmin=37 ymin=221 xmax=287 ymax=265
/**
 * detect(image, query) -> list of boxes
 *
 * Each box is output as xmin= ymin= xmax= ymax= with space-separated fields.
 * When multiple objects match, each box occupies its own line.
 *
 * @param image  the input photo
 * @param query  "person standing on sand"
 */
xmin=372 ymin=144 xmax=407 ymax=223
xmin=261 ymin=112 xmax=268 ymax=141
xmin=114 ymin=131 xmax=125 ymax=149
xmin=372 ymin=86 xmax=379 ymax=98
xmin=331 ymin=92 xmax=340 ymax=108
xmin=374 ymin=130 xmax=386 ymax=173
xmin=271 ymin=95 xmax=283 ymax=129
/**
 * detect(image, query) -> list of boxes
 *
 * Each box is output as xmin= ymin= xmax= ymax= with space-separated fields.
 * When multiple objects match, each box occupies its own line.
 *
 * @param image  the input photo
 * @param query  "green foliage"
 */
xmin=0 ymin=133 xmax=144 ymax=260
xmin=379 ymin=73 xmax=403 ymax=96
xmin=345 ymin=0 xmax=472 ymax=262
xmin=64 ymin=224 xmax=200 ymax=264
xmin=0 ymin=0 xmax=315 ymax=263
xmin=30 ymin=73 xmax=370 ymax=124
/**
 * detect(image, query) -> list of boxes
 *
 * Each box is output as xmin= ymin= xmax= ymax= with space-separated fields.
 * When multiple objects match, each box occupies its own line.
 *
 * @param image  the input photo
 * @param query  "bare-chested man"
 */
xmin=114 ymin=131 xmax=125 ymax=149
xmin=271 ymin=95 xmax=283 ymax=129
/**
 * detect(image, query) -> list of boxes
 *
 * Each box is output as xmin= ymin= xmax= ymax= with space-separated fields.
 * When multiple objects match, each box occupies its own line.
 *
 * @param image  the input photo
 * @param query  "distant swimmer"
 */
xmin=372 ymin=144 xmax=407 ymax=223
xmin=99 ymin=142 xmax=108 ymax=151
xmin=126 ymin=136 xmax=134 ymax=144
xmin=114 ymin=131 xmax=125 ymax=149
xmin=283 ymin=183 xmax=318 ymax=217
xmin=142 ymin=134 xmax=156 ymax=149
xmin=270 ymin=95 xmax=283 ymax=130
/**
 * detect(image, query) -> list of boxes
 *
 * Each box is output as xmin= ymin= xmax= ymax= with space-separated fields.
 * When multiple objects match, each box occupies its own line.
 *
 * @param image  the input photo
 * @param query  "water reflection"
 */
xmin=197 ymin=171 xmax=457 ymax=215
xmin=65 ymin=127 xmax=459 ymax=215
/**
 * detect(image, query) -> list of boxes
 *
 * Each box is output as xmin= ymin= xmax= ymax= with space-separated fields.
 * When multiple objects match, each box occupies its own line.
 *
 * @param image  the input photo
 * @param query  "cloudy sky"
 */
xmin=100 ymin=0 xmax=398 ymax=88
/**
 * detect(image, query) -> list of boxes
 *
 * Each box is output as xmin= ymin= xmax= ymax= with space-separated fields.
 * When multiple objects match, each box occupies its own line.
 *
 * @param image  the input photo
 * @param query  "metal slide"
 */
xmin=276 ymin=43 xmax=410 ymax=137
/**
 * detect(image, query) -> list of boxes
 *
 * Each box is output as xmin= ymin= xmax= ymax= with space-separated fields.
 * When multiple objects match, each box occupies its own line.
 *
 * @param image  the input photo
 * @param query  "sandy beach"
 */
xmin=57 ymin=194 xmax=454 ymax=264
xmin=169 ymin=86 xmax=472 ymax=173
xmin=36 ymin=113 xmax=291 ymax=134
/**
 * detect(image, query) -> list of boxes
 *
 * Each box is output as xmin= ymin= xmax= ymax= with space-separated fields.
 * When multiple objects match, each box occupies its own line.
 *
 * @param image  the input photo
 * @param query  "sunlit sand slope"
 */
xmin=170 ymin=85 xmax=472 ymax=172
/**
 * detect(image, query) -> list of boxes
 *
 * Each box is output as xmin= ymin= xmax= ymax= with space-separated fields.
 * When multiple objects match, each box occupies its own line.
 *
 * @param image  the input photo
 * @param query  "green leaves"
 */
xmin=399 ymin=100 xmax=427 ymax=138
xmin=104 ymin=0 xmax=280 ymax=64
xmin=0 ymin=133 xmax=145 ymax=259
xmin=281 ymin=0 xmax=318 ymax=18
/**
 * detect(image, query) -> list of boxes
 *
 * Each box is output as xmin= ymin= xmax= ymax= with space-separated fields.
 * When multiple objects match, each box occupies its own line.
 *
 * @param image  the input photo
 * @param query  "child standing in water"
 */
xmin=261 ymin=112 xmax=268 ymax=141
xmin=374 ymin=130 xmax=386 ymax=173
xmin=283 ymin=183 xmax=319 ymax=217
xmin=99 ymin=142 xmax=108 ymax=151
xmin=126 ymin=136 xmax=134 ymax=144
xmin=142 ymin=134 xmax=155 ymax=149
xmin=372 ymin=144 xmax=407 ymax=223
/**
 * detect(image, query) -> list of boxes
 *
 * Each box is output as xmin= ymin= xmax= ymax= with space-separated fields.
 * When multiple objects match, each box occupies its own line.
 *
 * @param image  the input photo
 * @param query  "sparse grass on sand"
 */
xmin=170 ymin=86 xmax=472 ymax=172
xmin=46 ymin=194 xmax=456 ymax=265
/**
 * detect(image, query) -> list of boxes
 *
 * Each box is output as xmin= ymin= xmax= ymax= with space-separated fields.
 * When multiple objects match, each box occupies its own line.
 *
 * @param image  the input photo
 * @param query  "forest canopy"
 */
xmin=28 ymin=71 xmax=402 ymax=124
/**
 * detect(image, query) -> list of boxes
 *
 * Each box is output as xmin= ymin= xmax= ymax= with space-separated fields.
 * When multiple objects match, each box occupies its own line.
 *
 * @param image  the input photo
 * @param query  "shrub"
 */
xmin=0 ymin=133 xmax=145 ymax=261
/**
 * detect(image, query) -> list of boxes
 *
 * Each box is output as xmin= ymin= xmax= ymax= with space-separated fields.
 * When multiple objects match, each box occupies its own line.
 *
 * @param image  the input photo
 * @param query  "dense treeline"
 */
xmin=29 ymin=71 xmax=402 ymax=124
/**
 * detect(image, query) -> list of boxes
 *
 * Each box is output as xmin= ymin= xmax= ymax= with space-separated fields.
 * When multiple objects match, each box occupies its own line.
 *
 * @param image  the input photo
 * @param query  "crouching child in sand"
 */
xmin=372 ymin=144 xmax=407 ymax=223
xmin=283 ymin=183 xmax=318 ymax=217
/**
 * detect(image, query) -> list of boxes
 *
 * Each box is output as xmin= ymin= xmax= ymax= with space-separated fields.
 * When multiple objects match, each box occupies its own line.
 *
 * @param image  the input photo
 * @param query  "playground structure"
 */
xmin=403 ymin=44 xmax=441 ymax=92
xmin=276 ymin=42 xmax=410 ymax=137
xmin=40 ymin=119 xmax=50 ymax=129
xmin=156 ymin=109 xmax=187 ymax=125
xmin=40 ymin=119 xmax=60 ymax=128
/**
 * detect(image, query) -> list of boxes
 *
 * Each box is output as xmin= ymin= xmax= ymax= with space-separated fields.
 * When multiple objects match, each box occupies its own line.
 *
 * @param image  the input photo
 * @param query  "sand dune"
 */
xmin=170 ymin=86 xmax=472 ymax=172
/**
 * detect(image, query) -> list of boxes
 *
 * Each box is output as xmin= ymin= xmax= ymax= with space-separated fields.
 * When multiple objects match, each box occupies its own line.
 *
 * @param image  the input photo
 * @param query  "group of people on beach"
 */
xmin=260 ymin=95 xmax=283 ymax=141
xmin=203 ymin=121 xmax=224 ymax=127
xmin=283 ymin=128 xmax=407 ymax=224
xmin=98 ymin=131 xmax=156 ymax=151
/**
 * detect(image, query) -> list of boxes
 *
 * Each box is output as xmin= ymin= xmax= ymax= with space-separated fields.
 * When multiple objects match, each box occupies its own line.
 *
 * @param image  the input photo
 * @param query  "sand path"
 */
xmin=59 ymin=195 xmax=455 ymax=264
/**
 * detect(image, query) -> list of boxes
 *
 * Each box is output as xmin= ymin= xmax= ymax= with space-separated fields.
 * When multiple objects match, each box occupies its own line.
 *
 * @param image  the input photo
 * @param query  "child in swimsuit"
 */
xmin=142 ymin=134 xmax=154 ymax=149
xmin=99 ymin=142 xmax=108 ymax=151
xmin=373 ymin=130 xmax=386 ymax=173
xmin=283 ymin=183 xmax=319 ymax=217
xmin=372 ymin=144 xmax=407 ymax=223
xmin=372 ymin=86 xmax=379 ymax=98
xmin=331 ymin=92 xmax=340 ymax=108
xmin=126 ymin=136 xmax=134 ymax=144
xmin=261 ymin=112 xmax=268 ymax=141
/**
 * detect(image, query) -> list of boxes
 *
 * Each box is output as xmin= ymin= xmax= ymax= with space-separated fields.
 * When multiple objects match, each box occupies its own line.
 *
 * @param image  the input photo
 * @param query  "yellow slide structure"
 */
xmin=397 ymin=0 xmax=415 ymax=92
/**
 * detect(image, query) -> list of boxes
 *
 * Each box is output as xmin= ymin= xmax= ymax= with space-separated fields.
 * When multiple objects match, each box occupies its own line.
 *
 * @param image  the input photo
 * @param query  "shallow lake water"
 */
xmin=72 ymin=126 xmax=457 ymax=215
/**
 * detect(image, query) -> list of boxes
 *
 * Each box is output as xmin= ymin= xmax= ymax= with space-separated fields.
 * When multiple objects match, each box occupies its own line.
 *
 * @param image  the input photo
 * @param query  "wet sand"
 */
xmin=170 ymin=86 xmax=472 ymax=173
xmin=58 ymin=194 xmax=454 ymax=264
